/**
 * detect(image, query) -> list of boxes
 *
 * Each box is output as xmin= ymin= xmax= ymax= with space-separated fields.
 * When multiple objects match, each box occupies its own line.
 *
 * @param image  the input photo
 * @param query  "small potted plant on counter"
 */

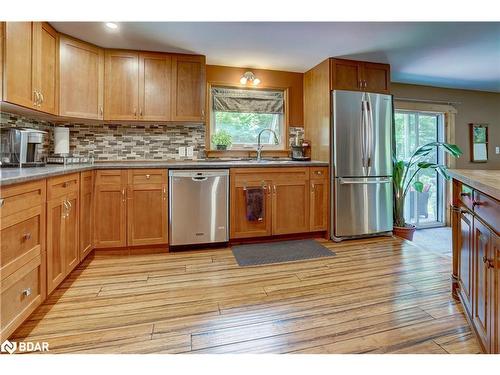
xmin=211 ymin=130 xmax=232 ymax=151
xmin=393 ymin=142 xmax=462 ymax=241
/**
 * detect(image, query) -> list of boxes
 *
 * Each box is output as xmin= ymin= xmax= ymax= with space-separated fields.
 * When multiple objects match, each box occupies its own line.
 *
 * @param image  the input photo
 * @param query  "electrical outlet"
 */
xmin=178 ymin=147 xmax=186 ymax=157
xmin=496 ymin=146 xmax=500 ymax=154
xmin=186 ymin=146 xmax=194 ymax=157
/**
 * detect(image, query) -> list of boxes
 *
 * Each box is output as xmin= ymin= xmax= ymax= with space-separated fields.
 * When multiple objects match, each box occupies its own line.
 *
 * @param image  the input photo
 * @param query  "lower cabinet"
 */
xmin=79 ymin=171 xmax=94 ymax=259
xmin=127 ymin=170 xmax=168 ymax=246
xmin=94 ymin=169 xmax=168 ymax=248
xmin=46 ymin=191 xmax=79 ymax=294
xmin=453 ymin=178 xmax=500 ymax=353
xmin=230 ymin=167 xmax=328 ymax=239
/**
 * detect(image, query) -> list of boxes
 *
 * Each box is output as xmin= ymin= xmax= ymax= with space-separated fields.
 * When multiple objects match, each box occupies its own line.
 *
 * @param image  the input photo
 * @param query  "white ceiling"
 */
xmin=51 ymin=22 xmax=500 ymax=92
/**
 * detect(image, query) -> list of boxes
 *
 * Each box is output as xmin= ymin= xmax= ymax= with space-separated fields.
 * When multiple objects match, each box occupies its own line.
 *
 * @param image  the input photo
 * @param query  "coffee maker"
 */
xmin=290 ymin=129 xmax=311 ymax=161
xmin=0 ymin=128 xmax=46 ymax=167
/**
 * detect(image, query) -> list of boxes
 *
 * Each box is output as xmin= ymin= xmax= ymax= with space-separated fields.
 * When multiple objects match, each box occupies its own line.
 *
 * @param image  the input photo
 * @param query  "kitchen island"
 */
xmin=449 ymin=169 xmax=499 ymax=354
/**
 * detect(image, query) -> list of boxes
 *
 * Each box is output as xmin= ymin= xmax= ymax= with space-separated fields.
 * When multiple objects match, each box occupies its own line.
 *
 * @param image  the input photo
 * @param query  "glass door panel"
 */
xmin=394 ymin=110 xmax=445 ymax=228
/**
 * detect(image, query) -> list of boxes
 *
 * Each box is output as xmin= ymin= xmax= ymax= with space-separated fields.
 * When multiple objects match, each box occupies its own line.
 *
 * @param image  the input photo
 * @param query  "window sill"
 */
xmin=205 ymin=149 xmax=290 ymax=158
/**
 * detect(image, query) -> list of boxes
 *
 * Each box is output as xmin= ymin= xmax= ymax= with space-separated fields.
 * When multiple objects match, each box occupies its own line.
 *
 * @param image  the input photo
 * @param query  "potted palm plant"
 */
xmin=211 ymin=130 xmax=232 ymax=150
xmin=393 ymin=142 xmax=462 ymax=241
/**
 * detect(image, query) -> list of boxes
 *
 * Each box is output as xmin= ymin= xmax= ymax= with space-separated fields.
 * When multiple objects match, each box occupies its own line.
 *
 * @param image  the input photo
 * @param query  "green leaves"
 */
xmin=393 ymin=141 xmax=462 ymax=227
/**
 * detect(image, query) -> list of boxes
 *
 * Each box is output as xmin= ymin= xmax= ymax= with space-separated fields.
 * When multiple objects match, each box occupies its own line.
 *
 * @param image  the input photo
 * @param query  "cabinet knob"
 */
xmin=0 ymin=198 xmax=4 ymax=208
xmin=22 ymin=288 xmax=32 ymax=297
xmin=146 ymin=174 xmax=150 ymax=179
xmin=23 ymin=232 xmax=32 ymax=241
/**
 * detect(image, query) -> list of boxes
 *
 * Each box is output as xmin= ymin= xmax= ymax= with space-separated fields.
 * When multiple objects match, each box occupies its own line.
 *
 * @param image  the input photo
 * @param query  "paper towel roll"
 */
xmin=54 ymin=127 xmax=70 ymax=155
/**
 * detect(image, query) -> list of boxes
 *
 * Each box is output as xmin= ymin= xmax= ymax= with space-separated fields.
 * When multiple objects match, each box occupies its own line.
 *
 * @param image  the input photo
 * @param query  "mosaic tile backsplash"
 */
xmin=1 ymin=112 xmax=304 ymax=161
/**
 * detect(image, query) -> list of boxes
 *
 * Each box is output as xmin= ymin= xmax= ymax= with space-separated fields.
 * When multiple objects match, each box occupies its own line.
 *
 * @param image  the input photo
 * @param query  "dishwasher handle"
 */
xmin=191 ymin=176 xmax=208 ymax=182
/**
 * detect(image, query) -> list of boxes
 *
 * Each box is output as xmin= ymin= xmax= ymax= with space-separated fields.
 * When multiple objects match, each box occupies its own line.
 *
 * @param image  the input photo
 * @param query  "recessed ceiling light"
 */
xmin=105 ymin=22 xmax=118 ymax=30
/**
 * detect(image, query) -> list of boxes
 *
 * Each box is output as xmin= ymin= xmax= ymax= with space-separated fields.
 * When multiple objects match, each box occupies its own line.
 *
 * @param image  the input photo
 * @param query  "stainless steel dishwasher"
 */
xmin=169 ymin=169 xmax=229 ymax=246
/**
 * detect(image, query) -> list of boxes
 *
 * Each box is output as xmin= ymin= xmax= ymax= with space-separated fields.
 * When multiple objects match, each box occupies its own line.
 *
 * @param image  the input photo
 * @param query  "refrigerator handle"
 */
xmin=361 ymin=97 xmax=370 ymax=175
xmin=366 ymin=95 xmax=374 ymax=169
xmin=339 ymin=177 xmax=391 ymax=185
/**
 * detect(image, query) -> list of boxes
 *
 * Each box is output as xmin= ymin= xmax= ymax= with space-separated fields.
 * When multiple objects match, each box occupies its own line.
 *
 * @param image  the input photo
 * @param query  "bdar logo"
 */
xmin=1 ymin=340 xmax=17 ymax=354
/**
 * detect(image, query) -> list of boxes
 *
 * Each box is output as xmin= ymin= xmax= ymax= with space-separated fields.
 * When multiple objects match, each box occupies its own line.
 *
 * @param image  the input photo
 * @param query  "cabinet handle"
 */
xmin=201 ymin=109 xmax=205 ymax=119
xmin=483 ymin=256 xmax=495 ymax=269
xmin=67 ymin=200 xmax=72 ymax=212
xmin=33 ymin=90 xmax=38 ymax=106
xmin=0 ymin=198 xmax=4 ymax=208
xmin=22 ymin=288 xmax=32 ymax=297
xmin=100 ymin=106 xmax=103 ymax=116
xmin=122 ymin=189 xmax=126 ymax=202
xmin=311 ymin=183 xmax=315 ymax=192
xmin=163 ymin=186 xmax=167 ymax=200
xmin=23 ymin=232 xmax=32 ymax=241
xmin=133 ymin=108 xmax=137 ymax=117
xmin=40 ymin=91 xmax=44 ymax=104
xmin=273 ymin=185 xmax=276 ymax=194
xmin=62 ymin=200 xmax=68 ymax=218
xmin=139 ymin=108 xmax=143 ymax=117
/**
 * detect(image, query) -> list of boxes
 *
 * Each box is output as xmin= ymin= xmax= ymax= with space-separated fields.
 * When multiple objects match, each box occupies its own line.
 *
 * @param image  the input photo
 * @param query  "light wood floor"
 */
xmin=12 ymin=236 xmax=481 ymax=354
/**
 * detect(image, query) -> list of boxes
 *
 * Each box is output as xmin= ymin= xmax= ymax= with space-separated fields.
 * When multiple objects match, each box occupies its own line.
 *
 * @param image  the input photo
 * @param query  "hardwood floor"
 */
xmin=11 ymin=236 xmax=481 ymax=354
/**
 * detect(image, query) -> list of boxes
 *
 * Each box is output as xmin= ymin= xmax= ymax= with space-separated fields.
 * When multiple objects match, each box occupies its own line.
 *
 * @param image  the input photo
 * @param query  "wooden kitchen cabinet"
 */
xmin=171 ymin=54 xmax=206 ymax=122
xmin=457 ymin=208 xmax=474 ymax=315
xmin=230 ymin=167 xmax=320 ymax=239
xmin=452 ymin=177 xmax=500 ymax=353
xmin=310 ymin=167 xmax=329 ymax=232
xmin=230 ymin=176 xmax=273 ymax=239
xmin=79 ymin=171 xmax=94 ymax=259
xmin=3 ymin=22 xmax=58 ymax=114
xmin=127 ymin=169 xmax=168 ymax=246
xmin=0 ymin=180 xmax=46 ymax=341
xmin=272 ymin=173 xmax=310 ymax=235
xmin=138 ymin=52 xmax=172 ymax=121
xmin=104 ymin=50 xmax=139 ymax=121
xmin=59 ymin=35 xmax=104 ymax=119
xmin=94 ymin=170 xmax=127 ymax=248
xmin=46 ymin=175 xmax=80 ymax=294
xmin=330 ymin=58 xmax=390 ymax=94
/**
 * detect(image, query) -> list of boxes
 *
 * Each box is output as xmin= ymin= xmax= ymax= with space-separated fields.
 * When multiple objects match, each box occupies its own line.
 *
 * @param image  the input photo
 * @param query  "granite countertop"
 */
xmin=0 ymin=159 xmax=329 ymax=186
xmin=449 ymin=169 xmax=500 ymax=201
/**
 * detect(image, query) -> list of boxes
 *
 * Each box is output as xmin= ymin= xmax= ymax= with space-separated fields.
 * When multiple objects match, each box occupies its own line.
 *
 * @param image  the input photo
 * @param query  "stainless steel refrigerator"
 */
xmin=331 ymin=90 xmax=393 ymax=241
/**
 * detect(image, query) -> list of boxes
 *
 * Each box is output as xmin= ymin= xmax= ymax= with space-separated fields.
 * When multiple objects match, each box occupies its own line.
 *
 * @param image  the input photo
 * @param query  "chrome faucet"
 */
xmin=256 ymin=129 xmax=279 ymax=161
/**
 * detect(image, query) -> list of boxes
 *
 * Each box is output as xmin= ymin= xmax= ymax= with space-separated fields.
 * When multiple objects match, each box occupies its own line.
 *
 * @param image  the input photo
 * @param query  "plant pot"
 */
xmin=393 ymin=224 xmax=416 ymax=241
xmin=216 ymin=145 xmax=227 ymax=151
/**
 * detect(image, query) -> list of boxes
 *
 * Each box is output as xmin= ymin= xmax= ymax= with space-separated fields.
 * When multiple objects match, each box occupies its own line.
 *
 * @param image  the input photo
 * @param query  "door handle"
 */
xmin=339 ymin=178 xmax=391 ymax=185
xmin=192 ymin=176 xmax=208 ymax=182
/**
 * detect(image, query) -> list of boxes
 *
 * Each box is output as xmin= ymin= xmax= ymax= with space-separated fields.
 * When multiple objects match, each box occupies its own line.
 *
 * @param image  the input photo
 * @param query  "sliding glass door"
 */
xmin=394 ymin=110 xmax=446 ymax=228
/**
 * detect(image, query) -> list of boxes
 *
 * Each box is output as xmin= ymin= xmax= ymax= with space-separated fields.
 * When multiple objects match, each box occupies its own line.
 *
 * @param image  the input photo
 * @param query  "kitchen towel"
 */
xmin=245 ymin=187 xmax=264 ymax=222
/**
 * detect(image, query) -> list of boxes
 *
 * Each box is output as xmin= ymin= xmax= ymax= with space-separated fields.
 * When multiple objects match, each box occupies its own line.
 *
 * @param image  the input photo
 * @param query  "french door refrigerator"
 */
xmin=331 ymin=90 xmax=393 ymax=241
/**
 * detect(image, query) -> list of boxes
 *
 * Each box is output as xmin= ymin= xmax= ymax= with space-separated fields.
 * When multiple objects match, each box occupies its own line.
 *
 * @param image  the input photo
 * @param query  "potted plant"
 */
xmin=211 ymin=130 xmax=232 ymax=150
xmin=393 ymin=142 xmax=462 ymax=241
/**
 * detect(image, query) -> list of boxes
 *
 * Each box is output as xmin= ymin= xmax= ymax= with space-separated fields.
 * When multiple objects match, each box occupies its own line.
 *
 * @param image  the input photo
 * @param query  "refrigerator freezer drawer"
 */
xmin=334 ymin=177 xmax=393 ymax=237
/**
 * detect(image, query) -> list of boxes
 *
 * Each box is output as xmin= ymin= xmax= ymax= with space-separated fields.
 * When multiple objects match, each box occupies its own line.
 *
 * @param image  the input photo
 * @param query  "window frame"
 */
xmin=206 ymin=83 xmax=290 ymax=153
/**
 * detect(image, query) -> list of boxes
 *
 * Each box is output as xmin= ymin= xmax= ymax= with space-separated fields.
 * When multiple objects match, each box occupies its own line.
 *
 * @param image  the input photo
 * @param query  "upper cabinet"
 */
xmin=59 ymin=35 xmax=104 ymax=119
xmin=3 ymin=22 xmax=58 ymax=114
xmin=330 ymin=58 xmax=390 ymax=94
xmin=138 ymin=52 xmax=171 ymax=121
xmin=104 ymin=50 xmax=140 ymax=121
xmin=171 ymin=55 xmax=206 ymax=122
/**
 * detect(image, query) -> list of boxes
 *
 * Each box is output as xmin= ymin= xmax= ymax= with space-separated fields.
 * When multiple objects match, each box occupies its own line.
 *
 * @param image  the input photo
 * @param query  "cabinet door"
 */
xmin=230 ymin=179 xmax=272 ymax=239
xmin=36 ymin=22 xmax=58 ymax=115
xmin=64 ymin=191 xmax=79 ymax=274
xmin=127 ymin=182 xmax=168 ymax=246
xmin=94 ymin=171 xmax=127 ymax=248
xmin=473 ymin=218 xmax=493 ymax=351
xmin=330 ymin=59 xmax=363 ymax=91
xmin=79 ymin=171 xmax=93 ymax=260
xmin=104 ymin=50 xmax=139 ymax=120
xmin=46 ymin=198 xmax=65 ymax=294
xmin=3 ymin=22 xmax=37 ymax=108
xmin=310 ymin=178 xmax=328 ymax=231
xmin=171 ymin=55 xmax=206 ymax=122
xmin=492 ymin=233 xmax=500 ymax=354
xmin=60 ymin=36 xmax=104 ymax=119
xmin=362 ymin=62 xmax=390 ymax=94
xmin=138 ymin=52 xmax=171 ymax=121
xmin=272 ymin=178 xmax=310 ymax=235
xmin=458 ymin=209 xmax=474 ymax=315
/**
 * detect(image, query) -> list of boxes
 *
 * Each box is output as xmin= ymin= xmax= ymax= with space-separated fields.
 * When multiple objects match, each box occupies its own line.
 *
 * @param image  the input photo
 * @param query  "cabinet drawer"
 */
xmin=0 ymin=180 xmax=46 ymax=219
xmin=1 ymin=255 xmax=43 ymax=341
xmin=473 ymin=191 xmax=499 ymax=233
xmin=128 ymin=169 xmax=167 ymax=185
xmin=95 ymin=170 xmax=127 ymax=185
xmin=455 ymin=181 xmax=474 ymax=211
xmin=1 ymin=213 xmax=42 ymax=276
xmin=47 ymin=173 xmax=80 ymax=200
xmin=310 ymin=167 xmax=328 ymax=179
